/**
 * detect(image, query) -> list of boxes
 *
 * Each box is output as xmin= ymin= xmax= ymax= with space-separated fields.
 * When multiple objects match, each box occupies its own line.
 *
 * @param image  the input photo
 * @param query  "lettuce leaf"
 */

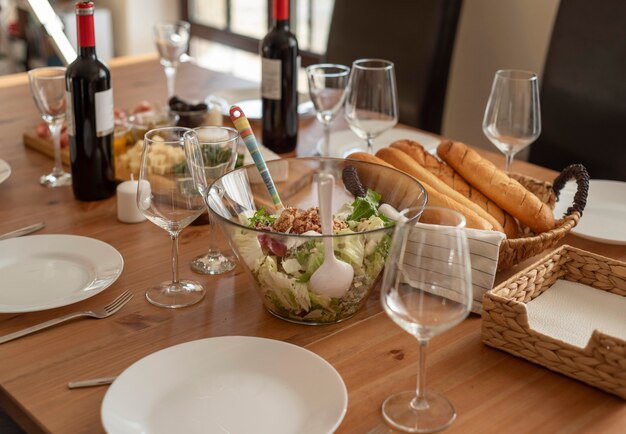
xmin=257 ymin=256 xmax=311 ymax=312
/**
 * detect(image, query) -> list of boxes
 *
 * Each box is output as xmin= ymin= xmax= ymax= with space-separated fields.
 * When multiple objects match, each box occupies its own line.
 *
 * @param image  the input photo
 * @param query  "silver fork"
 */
xmin=0 ymin=290 xmax=133 ymax=345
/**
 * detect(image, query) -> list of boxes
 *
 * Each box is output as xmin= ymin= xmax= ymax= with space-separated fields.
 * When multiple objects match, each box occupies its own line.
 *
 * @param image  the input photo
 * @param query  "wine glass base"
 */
xmin=382 ymin=390 xmax=456 ymax=433
xmin=145 ymin=280 xmax=205 ymax=308
xmin=40 ymin=171 xmax=71 ymax=188
xmin=190 ymin=253 xmax=236 ymax=275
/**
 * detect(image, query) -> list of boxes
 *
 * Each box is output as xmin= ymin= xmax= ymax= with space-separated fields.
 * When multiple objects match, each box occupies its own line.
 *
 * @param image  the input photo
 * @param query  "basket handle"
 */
xmin=551 ymin=163 xmax=589 ymax=216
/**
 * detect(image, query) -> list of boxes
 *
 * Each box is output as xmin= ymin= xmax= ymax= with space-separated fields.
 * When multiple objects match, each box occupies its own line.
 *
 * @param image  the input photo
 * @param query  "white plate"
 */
xmin=319 ymin=127 xmax=441 ymax=158
xmin=553 ymin=179 xmax=626 ymax=245
xmin=208 ymin=87 xmax=315 ymax=119
xmin=0 ymin=159 xmax=10 ymax=184
xmin=101 ymin=336 xmax=348 ymax=434
xmin=0 ymin=235 xmax=124 ymax=312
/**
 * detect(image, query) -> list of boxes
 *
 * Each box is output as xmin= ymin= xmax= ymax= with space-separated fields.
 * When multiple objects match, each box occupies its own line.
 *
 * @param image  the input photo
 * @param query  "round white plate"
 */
xmin=0 ymin=159 xmax=10 ymax=184
xmin=0 ymin=235 xmax=124 ymax=312
xmin=101 ymin=336 xmax=348 ymax=434
xmin=553 ymin=179 xmax=626 ymax=245
xmin=319 ymin=127 xmax=441 ymax=158
xmin=208 ymin=87 xmax=314 ymax=119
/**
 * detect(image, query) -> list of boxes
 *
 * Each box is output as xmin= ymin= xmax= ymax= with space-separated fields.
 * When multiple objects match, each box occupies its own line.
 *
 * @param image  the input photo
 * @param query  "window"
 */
xmin=182 ymin=0 xmax=334 ymax=82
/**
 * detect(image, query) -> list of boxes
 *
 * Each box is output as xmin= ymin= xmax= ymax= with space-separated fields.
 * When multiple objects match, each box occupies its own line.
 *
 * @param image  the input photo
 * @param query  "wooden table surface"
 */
xmin=0 ymin=54 xmax=624 ymax=434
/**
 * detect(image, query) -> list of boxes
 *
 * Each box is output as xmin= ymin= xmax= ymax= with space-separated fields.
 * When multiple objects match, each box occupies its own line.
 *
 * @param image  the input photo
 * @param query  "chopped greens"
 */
xmin=231 ymin=188 xmax=399 ymax=323
xmin=247 ymin=208 xmax=276 ymax=227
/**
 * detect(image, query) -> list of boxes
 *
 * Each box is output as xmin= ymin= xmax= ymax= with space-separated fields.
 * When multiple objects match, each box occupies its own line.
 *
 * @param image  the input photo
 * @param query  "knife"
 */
xmin=0 ymin=222 xmax=45 ymax=241
xmin=67 ymin=376 xmax=117 ymax=389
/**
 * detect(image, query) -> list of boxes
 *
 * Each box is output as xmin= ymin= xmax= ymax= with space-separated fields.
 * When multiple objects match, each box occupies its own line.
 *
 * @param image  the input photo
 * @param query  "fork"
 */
xmin=0 ymin=290 xmax=133 ymax=345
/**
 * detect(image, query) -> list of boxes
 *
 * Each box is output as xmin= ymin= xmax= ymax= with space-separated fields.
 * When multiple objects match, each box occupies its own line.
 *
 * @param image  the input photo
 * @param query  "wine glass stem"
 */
xmin=206 ymin=209 xmax=220 ymax=257
xmin=412 ymin=339 xmax=429 ymax=411
xmin=164 ymin=65 xmax=177 ymax=99
xmin=49 ymin=122 xmax=63 ymax=175
xmin=366 ymin=136 xmax=374 ymax=155
xmin=505 ymin=152 xmax=515 ymax=173
xmin=170 ymin=234 xmax=180 ymax=284
xmin=322 ymin=122 xmax=332 ymax=157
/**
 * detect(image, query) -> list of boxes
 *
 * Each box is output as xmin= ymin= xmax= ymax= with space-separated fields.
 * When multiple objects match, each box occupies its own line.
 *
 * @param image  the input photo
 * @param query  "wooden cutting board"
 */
xmin=23 ymin=131 xmax=308 ymax=200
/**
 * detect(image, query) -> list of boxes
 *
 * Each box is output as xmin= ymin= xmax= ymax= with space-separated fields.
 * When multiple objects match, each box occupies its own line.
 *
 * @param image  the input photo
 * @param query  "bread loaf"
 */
xmin=345 ymin=153 xmax=427 ymax=211
xmin=361 ymin=148 xmax=492 ymax=230
xmin=390 ymin=139 xmax=519 ymax=238
xmin=376 ymin=147 xmax=504 ymax=232
xmin=437 ymin=141 xmax=555 ymax=234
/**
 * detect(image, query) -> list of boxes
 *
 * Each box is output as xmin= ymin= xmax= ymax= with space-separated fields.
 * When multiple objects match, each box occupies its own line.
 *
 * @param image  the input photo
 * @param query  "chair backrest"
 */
xmin=324 ymin=0 xmax=463 ymax=134
xmin=528 ymin=0 xmax=626 ymax=181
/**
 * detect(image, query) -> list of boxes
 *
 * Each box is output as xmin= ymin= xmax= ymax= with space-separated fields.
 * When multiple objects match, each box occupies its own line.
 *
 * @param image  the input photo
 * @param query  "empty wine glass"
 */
xmin=154 ymin=21 xmax=190 ymax=99
xmin=305 ymin=63 xmax=350 ymax=157
xmin=483 ymin=69 xmax=541 ymax=172
xmin=137 ymin=127 xmax=206 ymax=308
xmin=381 ymin=206 xmax=472 ymax=433
xmin=344 ymin=59 xmax=398 ymax=156
xmin=28 ymin=67 xmax=72 ymax=187
xmin=184 ymin=126 xmax=240 ymax=275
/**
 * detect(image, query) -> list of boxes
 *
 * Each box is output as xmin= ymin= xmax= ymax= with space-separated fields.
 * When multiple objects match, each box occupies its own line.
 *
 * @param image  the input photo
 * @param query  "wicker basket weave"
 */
xmin=497 ymin=164 xmax=589 ymax=271
xmin=482 ymin=245 xmax=626 ymax=399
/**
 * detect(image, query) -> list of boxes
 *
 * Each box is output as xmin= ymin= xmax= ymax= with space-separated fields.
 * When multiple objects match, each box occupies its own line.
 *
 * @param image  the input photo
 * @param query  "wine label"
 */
xmin=65 ymin=91 xmax=75 ymax=136
xmin=261 ymin=58 xmax=281 ymax=100
xmin=95 ymin=88 xmax=114 ymax=137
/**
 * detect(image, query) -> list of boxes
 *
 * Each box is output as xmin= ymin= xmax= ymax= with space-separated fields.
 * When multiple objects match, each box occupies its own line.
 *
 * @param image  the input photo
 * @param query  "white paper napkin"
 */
xmin=526 ymin=279 xmax=626 ymax=348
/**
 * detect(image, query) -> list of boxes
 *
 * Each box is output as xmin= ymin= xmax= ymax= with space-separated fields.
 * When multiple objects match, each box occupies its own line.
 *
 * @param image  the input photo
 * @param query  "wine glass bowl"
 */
xmin=381 ymin=206 xmax=472 ymax=433
xmin=305 ymin=63 xmax=350 ymax=157
xmin=344 ymin=59 xmax=398 ymax=156
xmin=184 ymin=126 xmax=240 ymax=275
xmin=127 ymin=107 xmax=180 ymax=143
xmin=137 ymin=127 xmax=206 ymax=308
xmin=28 ymin=67 xmax=72 ymax=187
xmin=482 ymin=69 xmax=541 ymax=172
xmin=153 ymin=21 xmax=191 ymax=99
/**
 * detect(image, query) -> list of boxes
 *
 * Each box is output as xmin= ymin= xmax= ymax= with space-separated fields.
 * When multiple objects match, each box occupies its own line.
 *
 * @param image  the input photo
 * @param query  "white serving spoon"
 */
xmin=309 ymin=173 xmax=354 ymax=298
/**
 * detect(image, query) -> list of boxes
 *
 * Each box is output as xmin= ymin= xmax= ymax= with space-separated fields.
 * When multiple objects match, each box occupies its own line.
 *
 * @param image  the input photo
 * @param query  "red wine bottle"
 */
xmin=65 ymin=1 xmax=116 ymax=201
xmin=260 ymin=0 xmax=299 ymax=153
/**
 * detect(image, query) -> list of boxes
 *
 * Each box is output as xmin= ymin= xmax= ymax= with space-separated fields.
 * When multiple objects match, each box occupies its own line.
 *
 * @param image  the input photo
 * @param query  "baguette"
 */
xmin=376 ymin=147 xmax=504 ymax=233
xmin=345 ymin=152 xmax=428 ymax=211
xmin=437 ymin=141 xmax=555 ymax=234
xmin=368 ymin=148 xmax=493 ymax=231
xmin=390 ymin=139 xmax=519 ymax=238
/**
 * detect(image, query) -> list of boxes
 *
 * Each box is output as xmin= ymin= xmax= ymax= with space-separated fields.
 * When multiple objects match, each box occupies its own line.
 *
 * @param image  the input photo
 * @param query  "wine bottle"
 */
xmin=260 ymin=0 xmax=299 ymax=153
xmin=65 ymin=1 xmax=116 ymax=201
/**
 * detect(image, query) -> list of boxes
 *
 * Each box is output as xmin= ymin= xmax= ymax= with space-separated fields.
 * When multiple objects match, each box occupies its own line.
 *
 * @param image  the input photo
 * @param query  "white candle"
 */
xmin=116 ymin=175 xmax=147 ymax=223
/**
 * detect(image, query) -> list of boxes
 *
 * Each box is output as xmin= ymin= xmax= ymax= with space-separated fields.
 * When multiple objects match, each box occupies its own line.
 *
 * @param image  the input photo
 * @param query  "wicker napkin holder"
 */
xmin=497 ymin=164 xmax=589 ymax=271
xmin=482 ymin=245 xmax=626 ymax=399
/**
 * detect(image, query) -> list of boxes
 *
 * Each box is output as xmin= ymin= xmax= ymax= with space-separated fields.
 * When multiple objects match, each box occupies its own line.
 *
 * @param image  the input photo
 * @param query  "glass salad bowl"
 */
xmin=206 ymin=157 xmax=428 ymax=324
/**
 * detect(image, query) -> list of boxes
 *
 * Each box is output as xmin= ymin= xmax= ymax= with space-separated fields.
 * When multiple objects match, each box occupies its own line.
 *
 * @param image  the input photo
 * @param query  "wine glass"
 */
xmin=344 ymin=59 xmax=398 ymax=155
xmin=28 ymin=67 xmax=72 ymax=187
xmin=381 ymin=206 xmax=472 ymax=433
xmin=305 ymin=63 xmax=351 ymax=157
xmin=137 ymin=127 xmax=206 ymax=308
xmin=153 ymin=21 xmax=191 ymax=99
xmin=184 ymin=126 xmax=240 ymax=275
xmin=483 ymin=69 xmax=541 ymax=172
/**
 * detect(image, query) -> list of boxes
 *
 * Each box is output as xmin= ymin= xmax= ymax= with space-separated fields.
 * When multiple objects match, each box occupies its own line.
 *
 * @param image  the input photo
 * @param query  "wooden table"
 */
xmin=0 ymin=54 xmax=624 ymax=434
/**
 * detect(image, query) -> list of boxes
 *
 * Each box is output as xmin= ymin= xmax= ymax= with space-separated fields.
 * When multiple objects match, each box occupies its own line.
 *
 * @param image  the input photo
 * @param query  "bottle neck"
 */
xmin=272 ymin=0 xmax=289 ymax=29
xmin=76 ymin=12 xmax=97 ymax=58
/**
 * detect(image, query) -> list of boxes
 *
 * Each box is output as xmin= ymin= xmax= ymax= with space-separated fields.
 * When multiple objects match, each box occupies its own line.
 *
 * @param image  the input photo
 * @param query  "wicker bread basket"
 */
xmin=497 ymin=164 xmax=589 ymax=271
xmin=482 ymin=245 xmax=626 ymax=399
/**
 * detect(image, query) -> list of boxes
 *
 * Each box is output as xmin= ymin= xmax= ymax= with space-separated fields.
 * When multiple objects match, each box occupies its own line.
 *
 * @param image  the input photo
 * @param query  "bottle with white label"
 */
xmin=260 ymin=0 xmax=299 ymax=153
xmin=65 ymin=1 xmax=116 ymax=201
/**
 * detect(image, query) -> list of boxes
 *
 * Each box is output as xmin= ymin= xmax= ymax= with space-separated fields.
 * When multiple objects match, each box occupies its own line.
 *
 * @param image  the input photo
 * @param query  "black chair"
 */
xmin=324 ymin=0 xmax=463 ymax=134
xmin=528 ymin=0 xmax=626 ymax=181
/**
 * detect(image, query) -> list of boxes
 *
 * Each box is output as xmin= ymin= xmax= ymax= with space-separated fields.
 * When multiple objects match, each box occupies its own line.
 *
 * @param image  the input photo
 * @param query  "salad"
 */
xmin=230 ymin=186 xmax=399 ymax=324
